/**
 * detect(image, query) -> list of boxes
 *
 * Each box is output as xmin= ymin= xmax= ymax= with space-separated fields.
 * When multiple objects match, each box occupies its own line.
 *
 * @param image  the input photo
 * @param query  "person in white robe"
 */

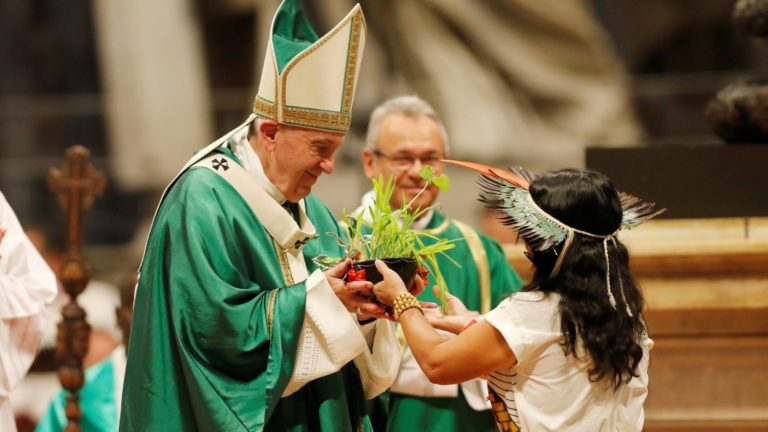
xmin=0 ymin=190 xmax=57 ymax=432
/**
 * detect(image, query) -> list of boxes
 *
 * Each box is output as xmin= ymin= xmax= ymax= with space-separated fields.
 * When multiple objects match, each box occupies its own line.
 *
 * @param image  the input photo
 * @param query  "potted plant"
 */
xmin=315 ymin=166 xmax=458 ymax=312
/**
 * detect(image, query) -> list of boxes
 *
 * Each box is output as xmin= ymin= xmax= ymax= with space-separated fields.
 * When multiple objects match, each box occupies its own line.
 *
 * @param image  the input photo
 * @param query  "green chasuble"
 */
xmin=362 ymin=211 xmax=523 ymax=432
xmin=121 ymin=148 xmax=372 ymax=431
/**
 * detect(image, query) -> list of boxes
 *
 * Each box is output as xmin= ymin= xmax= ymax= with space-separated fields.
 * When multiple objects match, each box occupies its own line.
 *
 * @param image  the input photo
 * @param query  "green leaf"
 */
xmin=432 ymin=174 xmax=450 ymax=192
xmin=418 ymin=165 xmax=435 ymax=182
xmin=312 ymin=255 xmax=343 ymax=269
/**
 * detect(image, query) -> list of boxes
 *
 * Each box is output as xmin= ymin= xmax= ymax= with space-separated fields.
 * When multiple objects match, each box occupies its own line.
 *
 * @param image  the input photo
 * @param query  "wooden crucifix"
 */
xmin=47 ymin=145 xmax=106 ymax=432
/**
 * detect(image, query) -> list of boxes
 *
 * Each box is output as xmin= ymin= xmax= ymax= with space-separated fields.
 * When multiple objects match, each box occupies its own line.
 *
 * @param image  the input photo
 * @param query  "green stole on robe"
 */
xmin=360 ymin=211 xmax=524 ymax=432
xmin=121 ymin=147 xmax=372 ymax=431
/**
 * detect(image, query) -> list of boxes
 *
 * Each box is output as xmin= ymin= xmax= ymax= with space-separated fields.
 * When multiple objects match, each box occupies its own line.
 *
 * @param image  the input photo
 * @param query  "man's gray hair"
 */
xmin=365 ymin=95 xmax=450 ymax=155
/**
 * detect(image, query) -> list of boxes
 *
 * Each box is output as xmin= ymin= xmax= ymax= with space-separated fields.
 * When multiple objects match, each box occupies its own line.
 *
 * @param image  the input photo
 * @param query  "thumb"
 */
xmin=325 ymin=258 xmax=350 ymax=278
xmin=374 ymin=259 xmax=396 ymax=279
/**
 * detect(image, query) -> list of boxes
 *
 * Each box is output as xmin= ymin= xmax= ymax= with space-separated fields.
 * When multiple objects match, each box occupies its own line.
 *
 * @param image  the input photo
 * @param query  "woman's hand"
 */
xmin=423 ymin=286 xmax=478 ymax=334
xmin=372 ymin=260 xmax=408 ymax=306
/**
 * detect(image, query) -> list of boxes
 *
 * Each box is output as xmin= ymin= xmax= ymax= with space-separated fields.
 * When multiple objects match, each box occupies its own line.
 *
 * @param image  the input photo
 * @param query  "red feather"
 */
xmin=442 ymin=159 xmax=530 ymax=190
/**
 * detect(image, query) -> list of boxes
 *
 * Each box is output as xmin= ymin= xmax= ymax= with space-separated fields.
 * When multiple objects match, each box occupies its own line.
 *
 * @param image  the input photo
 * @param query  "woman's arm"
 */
xmin=373 ymin=260 xmax=517 ymax=385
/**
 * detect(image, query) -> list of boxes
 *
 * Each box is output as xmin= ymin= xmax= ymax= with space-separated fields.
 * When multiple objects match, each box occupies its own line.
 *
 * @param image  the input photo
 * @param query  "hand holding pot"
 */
xmin=422 ymin=286 xmax=478 ymax=334
xmin=371 ymin=260 xmax=409 ymax=306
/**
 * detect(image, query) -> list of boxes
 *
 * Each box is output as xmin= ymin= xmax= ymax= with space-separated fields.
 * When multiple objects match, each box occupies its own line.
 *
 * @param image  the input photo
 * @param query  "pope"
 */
xmin=120 ymin=2 xmax=402 ymax=431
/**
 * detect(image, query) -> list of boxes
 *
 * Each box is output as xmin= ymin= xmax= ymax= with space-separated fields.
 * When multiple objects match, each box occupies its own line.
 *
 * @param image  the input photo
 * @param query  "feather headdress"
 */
xmin=444 ymin=159 xmax=665 ymax=315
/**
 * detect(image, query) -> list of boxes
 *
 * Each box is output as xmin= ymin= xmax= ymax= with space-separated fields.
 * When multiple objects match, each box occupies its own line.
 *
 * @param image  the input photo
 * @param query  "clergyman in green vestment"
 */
xmin=353 ymin=96 xmax=524 ymax=431
xmin=120 ymin=2 xmax=402 ymax=431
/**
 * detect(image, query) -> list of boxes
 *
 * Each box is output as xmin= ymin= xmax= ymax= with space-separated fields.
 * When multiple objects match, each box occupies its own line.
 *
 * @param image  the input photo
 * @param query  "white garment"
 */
xmin=226 ymin=131 xmax=399 ymax=399
xmin=9 ymin=280 xmax=121 ymax=422
xmin=0 ymin=191 xmax=58 ymax=432
xmin=111 ymin=347 xmax=126 ymax=418
xmin=484 ymin=291 xmax=652 ymax=432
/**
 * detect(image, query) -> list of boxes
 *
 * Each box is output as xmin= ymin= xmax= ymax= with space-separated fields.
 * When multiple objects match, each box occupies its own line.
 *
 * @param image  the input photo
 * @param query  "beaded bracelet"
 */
xmin=393 ymin=292 xmax=422 ymax=319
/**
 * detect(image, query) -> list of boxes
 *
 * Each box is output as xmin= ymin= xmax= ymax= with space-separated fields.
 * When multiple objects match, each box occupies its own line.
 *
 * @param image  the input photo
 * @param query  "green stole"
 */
xmin=121 ymin=147 xmax=372 ymax=431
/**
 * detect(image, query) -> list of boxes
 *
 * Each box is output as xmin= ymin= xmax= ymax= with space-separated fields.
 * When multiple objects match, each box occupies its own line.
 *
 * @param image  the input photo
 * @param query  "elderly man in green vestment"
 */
xmin=354 ymin=95 xmax=524 ymax=432
xmin=120 ymin=2 xmax=403 ymax=431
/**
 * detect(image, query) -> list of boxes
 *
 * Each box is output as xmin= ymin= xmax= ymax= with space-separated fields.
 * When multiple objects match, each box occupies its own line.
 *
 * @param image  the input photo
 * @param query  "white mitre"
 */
xmin=253 ymin=0 xmax=367 ymax=133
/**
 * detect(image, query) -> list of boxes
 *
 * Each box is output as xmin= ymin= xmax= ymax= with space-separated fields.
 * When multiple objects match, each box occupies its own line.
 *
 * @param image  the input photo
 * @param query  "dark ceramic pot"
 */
xmin=353 ymin=258 xmax=418 ymax=284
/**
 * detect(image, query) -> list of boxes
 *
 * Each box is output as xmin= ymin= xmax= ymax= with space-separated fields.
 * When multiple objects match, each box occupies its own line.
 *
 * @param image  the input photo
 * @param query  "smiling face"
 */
xmin=362 ymin=113 xmax=446 ymax=212
xmin=253 ymin=120 xmax=345 ymax=202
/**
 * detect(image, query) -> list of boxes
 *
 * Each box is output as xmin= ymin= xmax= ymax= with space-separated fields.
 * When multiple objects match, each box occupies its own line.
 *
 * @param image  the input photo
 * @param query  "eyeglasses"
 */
xmin=373 ymin=150 xmax=444 ymax=172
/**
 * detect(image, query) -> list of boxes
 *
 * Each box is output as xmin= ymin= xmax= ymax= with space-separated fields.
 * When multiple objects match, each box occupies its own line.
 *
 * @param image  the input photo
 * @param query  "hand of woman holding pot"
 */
xmin=422 ymin=286 xmax=478 ymax=334
xmin=371 ymin=260 xmax=409 ymax=306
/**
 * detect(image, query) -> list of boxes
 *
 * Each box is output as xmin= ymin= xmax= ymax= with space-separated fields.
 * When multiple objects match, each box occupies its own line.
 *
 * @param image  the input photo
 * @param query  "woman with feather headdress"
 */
xmin=372 ymin=162 xmax=663 ymax=432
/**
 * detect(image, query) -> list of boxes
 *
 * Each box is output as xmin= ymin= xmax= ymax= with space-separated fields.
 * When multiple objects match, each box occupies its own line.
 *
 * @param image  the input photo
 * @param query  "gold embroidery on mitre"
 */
xmin=278 ymin=8 xmax=363 ymax=132
xmin=341 ymin=13 xmax=363 ymax=113
xmin=253 ymin=96 xmax=276 ymax=120
xmin=273 ymin=51 xmax=280 ymax=120
xmin=282 ymin=106 xmax=351 ymax=132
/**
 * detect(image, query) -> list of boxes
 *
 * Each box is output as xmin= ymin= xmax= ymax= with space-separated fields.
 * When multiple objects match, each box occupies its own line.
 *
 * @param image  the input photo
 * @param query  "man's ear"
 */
xmin=361 ymin=149 xmax=377 ymax=180
xmin=259 ymin=120 xmax=279 ymax=151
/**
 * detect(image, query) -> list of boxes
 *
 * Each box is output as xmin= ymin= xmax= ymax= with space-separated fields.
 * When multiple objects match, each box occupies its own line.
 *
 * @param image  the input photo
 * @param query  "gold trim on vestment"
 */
xmin=452 ymin=220 xmax=491 ymax=314
xmin=268 ymin=240 xmax=295 ymax=336
xmin=419 ymin=217 xmax=451 ymax=235
xmin=275 ymin=240 xmax=295 ymax=285
xmin=267 ymin=290 xmax=278 ymax=337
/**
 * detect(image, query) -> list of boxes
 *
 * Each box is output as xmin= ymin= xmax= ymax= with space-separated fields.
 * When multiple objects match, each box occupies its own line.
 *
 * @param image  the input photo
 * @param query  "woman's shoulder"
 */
xmin=500 ymin=290 xmax=560 ymax=309
xmin=486 ymin=290 xmax=560 ymax=329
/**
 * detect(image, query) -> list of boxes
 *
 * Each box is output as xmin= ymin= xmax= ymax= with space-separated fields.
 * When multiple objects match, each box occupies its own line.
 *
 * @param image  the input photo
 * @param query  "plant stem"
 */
xmin=405 ymin=182 xmax=431 ymax=213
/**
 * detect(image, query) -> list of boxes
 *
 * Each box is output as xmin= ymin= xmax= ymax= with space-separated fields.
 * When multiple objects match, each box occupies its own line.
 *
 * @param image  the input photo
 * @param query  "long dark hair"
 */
xmin=524 ymin=168 xmax=646 ymax=389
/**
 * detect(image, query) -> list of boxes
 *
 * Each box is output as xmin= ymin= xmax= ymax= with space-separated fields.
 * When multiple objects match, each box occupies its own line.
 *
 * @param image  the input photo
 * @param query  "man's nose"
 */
xmin=406 ymin=157 xmax=424 ymax=176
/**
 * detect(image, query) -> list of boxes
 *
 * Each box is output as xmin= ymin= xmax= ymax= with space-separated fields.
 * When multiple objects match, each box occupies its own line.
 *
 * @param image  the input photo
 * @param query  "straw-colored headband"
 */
xmin=443 ymin=160 xmax=665 ymax=316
